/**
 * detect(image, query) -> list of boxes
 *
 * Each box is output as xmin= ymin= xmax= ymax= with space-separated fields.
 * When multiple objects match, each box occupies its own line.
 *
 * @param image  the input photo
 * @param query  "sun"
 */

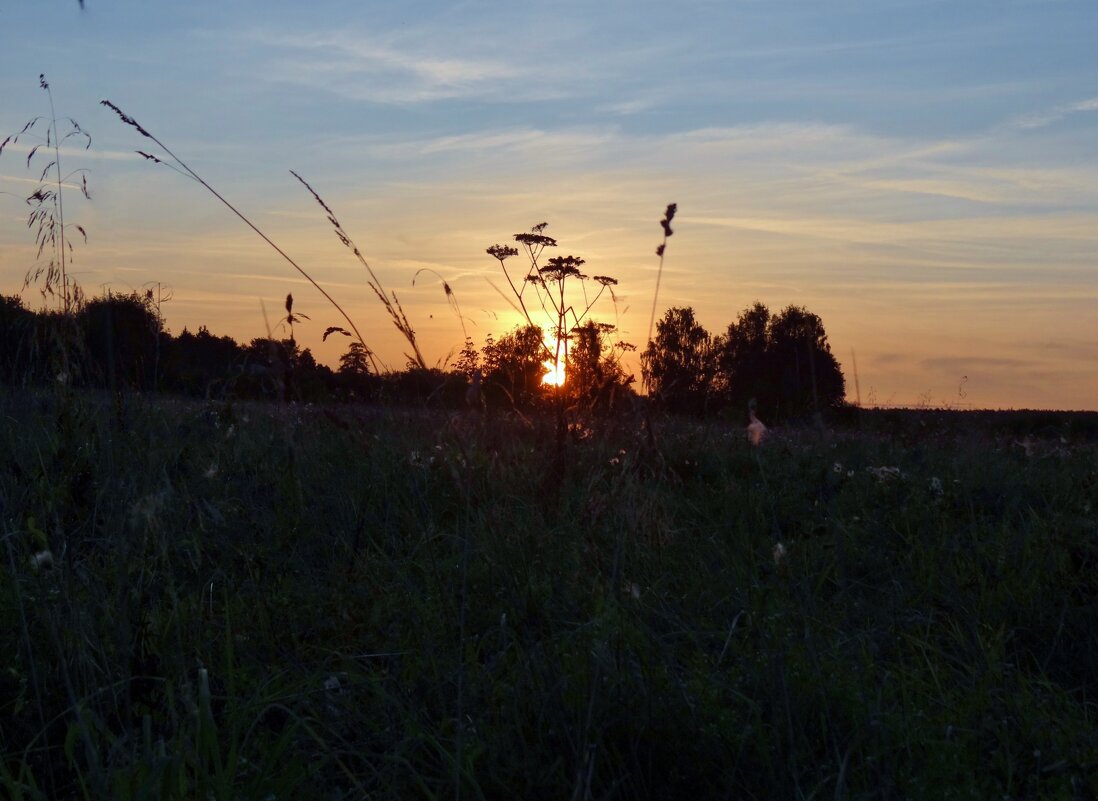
xmin=542 ymin=357 xmax=566 ymax=387
xmin=541 ymin=334 xmax=567 ymax=387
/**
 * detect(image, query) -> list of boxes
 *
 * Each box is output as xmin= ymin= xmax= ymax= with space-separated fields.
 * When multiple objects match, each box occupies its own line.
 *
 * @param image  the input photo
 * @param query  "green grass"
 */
xmin=2 ymin=388 xmax=1096 ymax=799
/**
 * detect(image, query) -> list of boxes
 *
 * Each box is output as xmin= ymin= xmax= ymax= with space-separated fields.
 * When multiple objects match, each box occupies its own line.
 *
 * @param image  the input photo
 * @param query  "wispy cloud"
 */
xmin=1009 ymin=96 xmax=1098 ymax=129
xmin=361 ymin=127 xmax=621 ymax=161
xmin=236 ymin=28 xmax=546 ymax=104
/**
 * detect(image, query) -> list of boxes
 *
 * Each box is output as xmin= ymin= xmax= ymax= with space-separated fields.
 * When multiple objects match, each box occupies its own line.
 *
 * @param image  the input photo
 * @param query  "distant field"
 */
xmin=2 ymin=389 xmax=1096 ymax=800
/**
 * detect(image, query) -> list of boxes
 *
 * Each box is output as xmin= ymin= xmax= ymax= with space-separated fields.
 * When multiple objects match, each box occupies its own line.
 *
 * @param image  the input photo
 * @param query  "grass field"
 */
xmin=2 ymin=388 xmax=1097 ymax=799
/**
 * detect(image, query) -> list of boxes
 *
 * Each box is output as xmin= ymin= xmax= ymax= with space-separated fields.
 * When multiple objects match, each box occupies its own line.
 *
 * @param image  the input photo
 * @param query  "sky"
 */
xmin=1 ymin=0 xmax=1097 ymax=410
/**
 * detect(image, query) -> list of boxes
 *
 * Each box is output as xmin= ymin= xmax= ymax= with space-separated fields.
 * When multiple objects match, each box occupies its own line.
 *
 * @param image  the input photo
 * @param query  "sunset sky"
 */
xmin=2 ymin=0 xmax=1096 ymax=410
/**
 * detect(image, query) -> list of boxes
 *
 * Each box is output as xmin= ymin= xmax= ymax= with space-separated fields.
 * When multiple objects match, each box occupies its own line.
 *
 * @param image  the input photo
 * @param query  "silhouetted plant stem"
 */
xmin=43 ymin=80 xmax=70 ymax=313
xmin=645 ymin=203 xmax=677 ymax=383
xmin=642 ymin=204 xmax=676 ymax=452
xmin=100 ymin=100 xmax=377 ymax=370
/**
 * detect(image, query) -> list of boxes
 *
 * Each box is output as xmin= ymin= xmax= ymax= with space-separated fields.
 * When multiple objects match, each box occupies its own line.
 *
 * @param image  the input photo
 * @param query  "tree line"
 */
xmin=643 ymin=304 xmax=845 ymax=418
xmin=0 ymin=291 xmax=845 ymax=420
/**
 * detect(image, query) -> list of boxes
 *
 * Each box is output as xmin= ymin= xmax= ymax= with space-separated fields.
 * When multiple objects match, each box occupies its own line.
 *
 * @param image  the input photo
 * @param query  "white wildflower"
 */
xmin=772 ymin=542 xmax=787 ymax=566
xmin=30 ymin=550 xmax=54 ymax=570
xmin=929 ymin=477 xmax=943 ymax=496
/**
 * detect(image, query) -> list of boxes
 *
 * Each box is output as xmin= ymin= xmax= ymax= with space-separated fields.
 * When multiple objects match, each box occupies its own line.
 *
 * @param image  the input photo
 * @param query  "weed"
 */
xmin=1 ymin=75 xmax=92 ymax=313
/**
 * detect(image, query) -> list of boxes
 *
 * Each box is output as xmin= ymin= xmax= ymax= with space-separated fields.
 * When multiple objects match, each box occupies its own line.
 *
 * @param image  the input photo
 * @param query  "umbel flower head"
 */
xmin=539 ymin=255 xmax=587 ymax=282
xmin=487 ymin=244 xmax=518 ymax=261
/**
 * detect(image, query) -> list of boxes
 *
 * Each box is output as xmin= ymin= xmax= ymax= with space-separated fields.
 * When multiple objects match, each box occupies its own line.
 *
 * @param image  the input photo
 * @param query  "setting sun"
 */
xmin=542 ymin=357 xmax=566 ymax=387
xmin=542 ymin=335 xmax=567 ymax=387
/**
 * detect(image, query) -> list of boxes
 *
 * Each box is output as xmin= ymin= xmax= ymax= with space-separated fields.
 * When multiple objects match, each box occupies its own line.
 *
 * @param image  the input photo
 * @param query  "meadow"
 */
xmin=2 ymin=387 xmax=1096 ymax=800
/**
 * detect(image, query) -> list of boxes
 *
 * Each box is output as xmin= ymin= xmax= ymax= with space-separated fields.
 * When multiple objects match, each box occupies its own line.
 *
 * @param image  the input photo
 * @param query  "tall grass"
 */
xmin=0 ymin=76 xmax=92 ymax=314
xmin=2 ymin=389 xmax=1095 ymax=799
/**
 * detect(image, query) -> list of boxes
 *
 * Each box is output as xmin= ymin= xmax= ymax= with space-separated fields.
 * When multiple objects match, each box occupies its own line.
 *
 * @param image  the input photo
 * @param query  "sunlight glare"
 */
xmin=542 ymin=335 xmax=567 ymax=387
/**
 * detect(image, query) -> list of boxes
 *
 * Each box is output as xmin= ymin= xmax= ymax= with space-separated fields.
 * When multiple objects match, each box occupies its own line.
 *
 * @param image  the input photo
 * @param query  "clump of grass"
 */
xmin=1 ymin=75 xmax=92 ymax=314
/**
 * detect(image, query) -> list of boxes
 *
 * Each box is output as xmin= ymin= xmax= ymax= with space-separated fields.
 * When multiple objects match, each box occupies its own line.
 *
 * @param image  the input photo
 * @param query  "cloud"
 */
xmin=920 ymin=356 xmax=1036 ymax=372
xmin=1009 ymin=95 xmax=1098 ymax=129
xmin=232 ymin=28 xmax=524 ymax=104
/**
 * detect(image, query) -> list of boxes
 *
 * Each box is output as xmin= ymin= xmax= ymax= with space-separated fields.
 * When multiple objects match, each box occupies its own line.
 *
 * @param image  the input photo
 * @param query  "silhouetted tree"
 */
xmin=482 ymin=324 xmax=545 ymax=409
xmin=714 ymin=302 xmax=773 ymax=412
xmin=767 ymin=305 xmax=844 ymax=417
xmin=336 ymin=340 xmax=374 ymax=399
xmin=641 ymin=307 xmax=715 ymax=414
xmin=339 ymin=341 xmax=371 ymax=376
xmin=714 ymin=302 xmax=844 ymax=419
xmin=165 ymin=326 xmax=243 ymax=396
xmin=78 ymin=292 xmax=162 ymax=390
xmin=567 ymin=320 xmax=635 ymax=412
xmin=0 ymin=295 xmax=36 ymax=384
xmin=453 ymin=336 xmax=479 ymax=378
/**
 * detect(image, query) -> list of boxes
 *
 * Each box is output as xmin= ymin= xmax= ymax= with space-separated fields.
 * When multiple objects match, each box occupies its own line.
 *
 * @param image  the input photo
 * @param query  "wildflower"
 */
xmin=203 ymin=462 xmax=219 ymax=479
xmin=929 ymin=477 xmax=943 ymax=496
xmin=772 ymin=542 xmax=787 ymax=566
xmin=30 ymin=549 xmax=54 ymax=570
xmin=832 ymin=462 xmax=843 ymax=474
xmin=747 ymin=411 xmax=767 ymax=446
xmin=868 ymin=466 xmax=902 ymax=482
xmin=323 ymin=674 xmax=344 ymax=718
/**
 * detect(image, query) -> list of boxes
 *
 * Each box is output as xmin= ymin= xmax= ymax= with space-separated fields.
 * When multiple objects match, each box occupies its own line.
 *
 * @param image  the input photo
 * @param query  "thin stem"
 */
xmin=102 ymin=101 xmax=376 ymax=370
xmin=646 ymin=237 xmax=668 ymax=351
xmin=45 ymin=83 xmax=68 ymax=313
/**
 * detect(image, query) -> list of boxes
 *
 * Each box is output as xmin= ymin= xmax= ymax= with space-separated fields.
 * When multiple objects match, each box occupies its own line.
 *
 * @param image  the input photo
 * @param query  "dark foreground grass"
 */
xmin=2 ymin=388 xmax=1096 ymax=800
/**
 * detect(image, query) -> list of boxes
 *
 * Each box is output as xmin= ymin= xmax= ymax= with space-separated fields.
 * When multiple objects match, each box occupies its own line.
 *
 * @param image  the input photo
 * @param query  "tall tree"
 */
xmin=714 ymin=303 xmax=845 ymax=419
xmin=339 ymin=341 xmax=372 ymax=377
xmin=767 ymin=305 xmax=845 ymax=417
xmin=641 ymin=307 xmax=715 ymax=414
xmin=714 ymin=302 xmax=773 ymax=412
